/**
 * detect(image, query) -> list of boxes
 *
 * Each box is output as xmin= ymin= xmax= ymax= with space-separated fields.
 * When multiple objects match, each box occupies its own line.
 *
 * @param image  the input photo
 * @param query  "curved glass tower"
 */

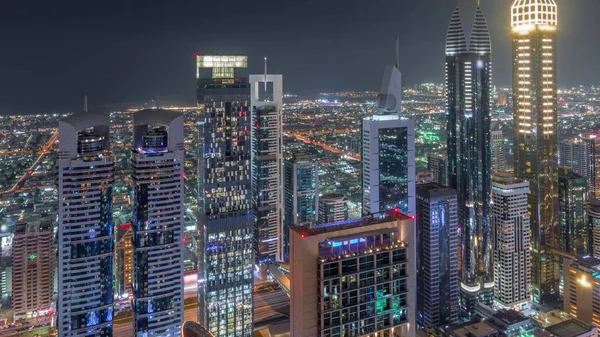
xmin=445 ymin=0 xmax=493 ymax=317
xmin=511 ymin=0 xmax=559 ymax=304
xmin=57 ymin=113 xmax=115 ymax=336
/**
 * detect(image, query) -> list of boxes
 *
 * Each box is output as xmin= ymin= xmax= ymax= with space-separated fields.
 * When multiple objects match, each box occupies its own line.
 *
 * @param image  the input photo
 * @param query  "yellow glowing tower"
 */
xmin=511 ymin=0 xmax=558 ymax=305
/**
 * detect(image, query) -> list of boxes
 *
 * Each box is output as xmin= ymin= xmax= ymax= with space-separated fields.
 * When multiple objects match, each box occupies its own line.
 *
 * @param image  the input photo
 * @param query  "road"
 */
xmin=253 ymin=289 xmax=289 ymax=325
xmin=3 ymin=130 xmax=58 ymax=194
xmin=284 ymin=132 xmax=361 ymax=161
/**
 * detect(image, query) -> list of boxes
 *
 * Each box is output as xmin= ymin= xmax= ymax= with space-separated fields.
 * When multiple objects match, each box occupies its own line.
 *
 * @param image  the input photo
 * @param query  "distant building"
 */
xmin=250 ymin=73 xmax=284 ymax=263
xmin=283 ymin=153 xmax=318 ymax=259
xmin=588 ymin=199 xmax=600 ymax=258
xmin=132 ymin=109 xmax=185 ymax=336
xmin=563 ymin=257 xmax=600 ymax=330
xmin=290 ymin=212 xmax=416 ymax=337
xmin=362 ymin=61 xmax=415 ymax=217
xmin=560 ymin=138 xmax=589 ymax=179
xmin=416 ymin=183 xmax=459 ymax=327
xmin=558 ymin=167 xmax=590 ymax=256
xmin=487 ymin=310 xmax=535 ymax=337
xmin=11 ymin=222 xmax=53 ymax=319
xmin=497 ymin=90 xmax=509 ymax=106
xmin=427 ymin=154 xmax=448 ymax=186
xmin=492 ymin=173 xmax=530 ymax=310
xmin=115 ymin=224 xmax=133 ymax=298
xmin=416 ymin=170 xmax=434 ymax=184
xmin=57 ymin=111 xmax=115 ymax=336
xmin=581 ymin=132 xmax=600 ymax=200
xmin=317 ymin=193 xmax=348 ymax=224
xmin=491 ymin=131 xmax=506 ymax=172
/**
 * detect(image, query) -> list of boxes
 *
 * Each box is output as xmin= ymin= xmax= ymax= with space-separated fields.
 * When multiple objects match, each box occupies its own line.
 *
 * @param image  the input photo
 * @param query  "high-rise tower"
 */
xmin=511 ymin=0 xmax=559 ymax=304
xmin=250 ymin=73 xmax=283 ymax=263
xmin=197 ymin=55 xmax=254 ymax=337
xmin=131 ymin=109 xmax=185 ymax=337
xmin=445 ymin=0 xmax=493 ymax=315
xmin=57 ymin=112 xmax=115 ymax=336
xmin=362 ymin=58 xmax=415 ymax=217
xmin=492 ymin=173 xmax=531 ymax=310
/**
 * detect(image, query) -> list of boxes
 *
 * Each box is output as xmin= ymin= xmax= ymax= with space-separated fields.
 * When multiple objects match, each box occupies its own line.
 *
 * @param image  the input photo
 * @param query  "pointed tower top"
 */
xmin=395 ymin=36 xmax=400 ymax=69
xmin=445 ymin=0 xmax=491 ymax=55
xmin=84 ymin=95 xmax=88 ymax=112
xmin=468 ymin=6 xmax=492 ymax=54
xmin=445 ymin=3 xmax=468 ymax=55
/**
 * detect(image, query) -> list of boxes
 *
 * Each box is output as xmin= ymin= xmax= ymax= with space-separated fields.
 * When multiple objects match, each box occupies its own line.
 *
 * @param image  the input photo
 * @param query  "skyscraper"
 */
xmin=131 ymin=109 xmax=185 ymax=337
xmin=558 ymin=167 xmax=589 ymax=256
xmin=317 ymin=193 xmax=348 ymax=224
xmin=11 ymin=221 xmax=53 ymax=319
xmin=197 ymin=55 xmax=254 ymax=337
xmin=416 ymin=183 xmax=459 ymax=327
xmin=115 ymin=224 xmax=133 ymax=298
xmin=511 ymin=0 xmax=559 ymax=304
xmin=57 ymin=112 xmax=115 ymax=336
xmin=588 ymin=199 xmax=600 ymax=258
xmin=559 ymin=138 xmax=589 ymax=179
xmin=581 ymin=132 xmax=600 ymax=200
xmin=492 ymin=173 xmax=531 ymax=310
xmin=427 ymin=154 xmax=448 ymax=186
xmin=445 ymin=0 xmax=493 ymax=314
xmin=492 ymin=130 xmax=506 ymax=172
xmin=250 ymin=73 xmax=283 ymax=263
xmin=283 ymin=153 xmax=318 ymax=259
xmin=290 ymin=211 xmax=416 ymax=337
xmin=362 ymin=61 xmax=415 ymax=216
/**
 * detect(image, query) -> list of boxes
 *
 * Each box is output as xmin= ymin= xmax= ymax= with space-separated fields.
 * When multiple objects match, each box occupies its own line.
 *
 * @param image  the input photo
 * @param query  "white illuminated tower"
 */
xmin=57 ymin=112 xmax=115 ymax=336
xmin=492 ymin=173 xmax=531 ymax=310
xmin=511 ymin=0 xmax=559 ymax=304
xmin=362 ymin=51 xmax=415 ymax=217
xmin=250 ymin=72 xmax=283 ymax=263
xmin=492 ymin=130 xmax=506 ymax=172
xmin=131 ymin=109 xmax=185 ymax=337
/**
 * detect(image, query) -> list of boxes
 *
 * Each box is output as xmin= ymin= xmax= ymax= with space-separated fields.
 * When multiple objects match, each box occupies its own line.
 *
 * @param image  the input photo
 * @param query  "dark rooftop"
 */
xmin=545 ymin=318 xmax=594 ymax=337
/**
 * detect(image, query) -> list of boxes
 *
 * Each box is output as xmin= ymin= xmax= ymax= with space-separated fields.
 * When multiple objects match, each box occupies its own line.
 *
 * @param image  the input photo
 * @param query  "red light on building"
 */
xmin=119 ymin=223 xmax=131 ymax=230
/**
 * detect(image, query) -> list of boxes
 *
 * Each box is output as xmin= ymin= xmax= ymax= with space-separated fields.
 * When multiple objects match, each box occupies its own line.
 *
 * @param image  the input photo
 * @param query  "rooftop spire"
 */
xmin=84 ymin=95 xmax=88 ymax=112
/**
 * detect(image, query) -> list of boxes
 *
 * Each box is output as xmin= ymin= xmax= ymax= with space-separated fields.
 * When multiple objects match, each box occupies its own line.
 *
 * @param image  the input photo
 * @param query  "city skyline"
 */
xmin=1 ymin=0 xmax=598 ymax=113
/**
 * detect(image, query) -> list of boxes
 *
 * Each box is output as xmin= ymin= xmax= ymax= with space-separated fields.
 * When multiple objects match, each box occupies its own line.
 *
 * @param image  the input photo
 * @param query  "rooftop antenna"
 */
xmin=395 ymin=36 xmax=400 ymax=69
xmin=84 ymin=95 xmax=88 ymax=112
xmin=264 ymin=56 xmax=268 ymax=93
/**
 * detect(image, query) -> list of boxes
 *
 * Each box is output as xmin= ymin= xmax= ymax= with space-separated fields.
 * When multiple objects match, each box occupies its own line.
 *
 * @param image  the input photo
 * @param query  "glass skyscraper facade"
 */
xmin=511 ymin=0 xmax=559 ymax=304
xmin=558 ymin=167 xmax=589 ymax=257
xmin=416 ymin=183 xmax=459 ymax=327
xmin=283 ymin=153 xmax=318 ymax=260
xmin=197 ymin=55 xmax=254 ymax=337
xmin=445 ymin=1 xmax=493 ymax=315
xmin=131 ymin=109 xmax=185 ymax=337
xmin=57 ymin=113 xmax=115 ymax=336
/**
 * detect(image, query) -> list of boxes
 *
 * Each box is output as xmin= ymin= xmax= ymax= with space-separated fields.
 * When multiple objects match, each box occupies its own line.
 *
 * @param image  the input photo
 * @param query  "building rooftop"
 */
xmin=293 ymin=211 xmax=412 ymax=238
xmin=489 ymin=309 xmax=529 ymax=328
xmin=545 ymin=318 xmax=593 ymax=337
xmin=449 ymin=321 xmax=499 ymax=337
xmin=416 ymin=182 xmax=456 ymax=198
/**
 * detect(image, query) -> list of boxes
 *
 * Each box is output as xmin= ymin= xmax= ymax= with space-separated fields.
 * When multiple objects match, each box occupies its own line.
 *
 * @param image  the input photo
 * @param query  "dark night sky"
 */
xmin=0 ymin=0 xmax=598 ymax=113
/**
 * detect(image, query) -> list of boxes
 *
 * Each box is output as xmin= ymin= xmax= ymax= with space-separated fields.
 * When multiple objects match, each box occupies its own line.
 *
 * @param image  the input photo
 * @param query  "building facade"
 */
xmin=317 ymin=193 xmax=348 ymax=224
xmin=427 ymin=154 xmax=448 ymax=186
xmin=362 ymin=63 xmax=415 ymax=217
xmin=492 ymin=173 xmax=531 ymax=310
xmin=511 ymin=0 xmax=559 ymax=304
xmin=115 ymin=224 xmax=133 ymax=298
xmin=445 ymin=1 xmax=493 ymax=314
xmin=283 ymin=153 xmax=318 ymax=259
xmin=560 ymin=138 xmax=589 ymax=179
xmin=582 ymin=132 xmax=600 ymax=200
xmin=197 ymin=55 xmax=254 ymax=337
xmin=558 ymin=167 xmax=589 ymax=256
xmin=57 ymin=112 xmax=115 ymax=336
xmin=290 ymin=212 xmax=416 ymax=337
xmin=11 ymin=222 xmax=53 ymax=319
xmin=588 ymin=199 xmax=600 ymax=258
xmin=131 ymin=109 xmax=185 ymax=337
xmin=250 ymin=74 xmax=283 ymax=263
xmin=492 ymin=130 xmax=506 ymax=172
xmin=563 ymin=257 xmax=600 ymax=329
xmin=416 ymin=183 xmax=459 ymax=327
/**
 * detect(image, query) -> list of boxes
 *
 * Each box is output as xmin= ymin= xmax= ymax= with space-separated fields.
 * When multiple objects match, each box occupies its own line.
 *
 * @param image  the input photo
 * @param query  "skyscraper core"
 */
xmin=445 ymin=0 xmax=493 ymax=316
xmin=197 ymin=55 xmax=254 ymax=337
xmin=511 ymin=0 xmax=559 ymax=304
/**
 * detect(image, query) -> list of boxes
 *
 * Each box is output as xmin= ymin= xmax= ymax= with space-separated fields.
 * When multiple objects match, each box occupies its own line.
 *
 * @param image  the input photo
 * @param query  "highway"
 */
xmin=284 ymin=132 xmax=361 ymax=161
